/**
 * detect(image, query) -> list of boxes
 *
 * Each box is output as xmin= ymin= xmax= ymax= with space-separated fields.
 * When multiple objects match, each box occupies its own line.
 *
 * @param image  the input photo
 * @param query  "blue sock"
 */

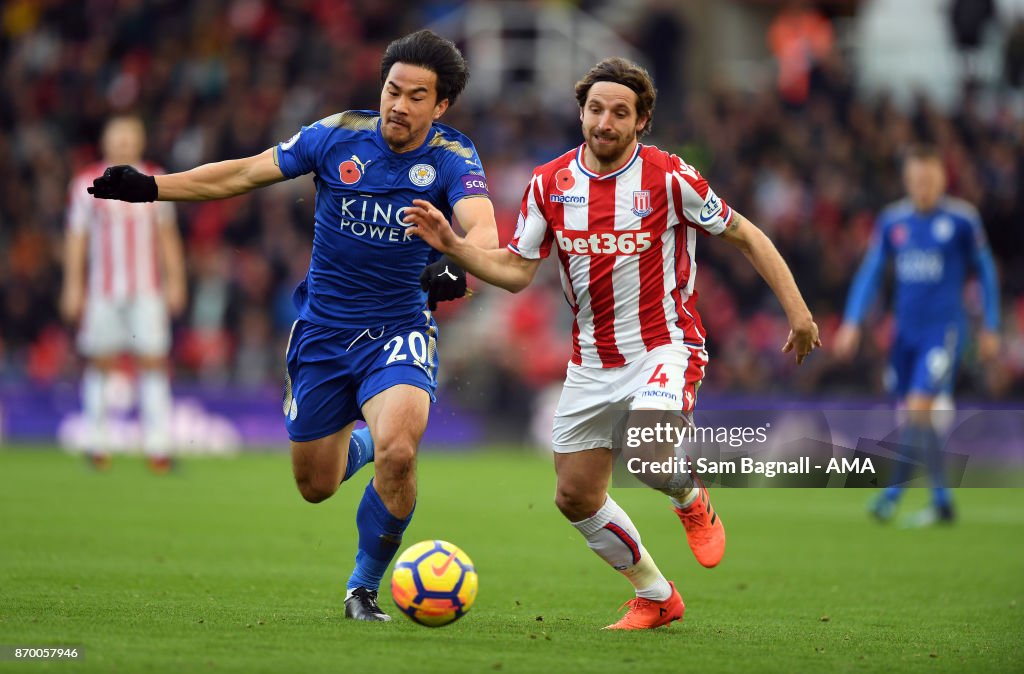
xmin=346 ymin=479 xmax=414 ymax=591
xmin=919 ymin=424 xmax=951 ymax=508
xmin=342 ymin=427 xmax=375 ymax=483
xmin=885 ymin=422 xmax=925 ymax=502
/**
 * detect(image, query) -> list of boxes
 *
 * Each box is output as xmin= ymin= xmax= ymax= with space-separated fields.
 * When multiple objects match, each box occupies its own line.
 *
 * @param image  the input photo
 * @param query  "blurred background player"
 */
xmin=61 ymin=115 xmax=185 ymax=473
xmin=835 ymin=145 xmax=1000 ymax=526
xmin=406 ymin=57 xmax=821 ymax=629
xmin=87 ymin=30 xmax=498 ymax=622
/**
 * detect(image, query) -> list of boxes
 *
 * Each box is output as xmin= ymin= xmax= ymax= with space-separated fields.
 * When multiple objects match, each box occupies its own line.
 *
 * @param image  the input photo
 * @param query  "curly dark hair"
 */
xmin=574 ymin=57 xmax=657 ymax=136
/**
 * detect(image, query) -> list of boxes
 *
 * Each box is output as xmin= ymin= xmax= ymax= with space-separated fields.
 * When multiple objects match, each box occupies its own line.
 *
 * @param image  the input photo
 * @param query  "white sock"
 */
xmin=670 ymin=487 xmax=700 ymax=510
xmin=82 ymin=366 xmax=107 ymax=454
xmin=571 ymin=495 xmax=672 ymax=601
xmin=140 ymin=369 xmax=172 ymax=457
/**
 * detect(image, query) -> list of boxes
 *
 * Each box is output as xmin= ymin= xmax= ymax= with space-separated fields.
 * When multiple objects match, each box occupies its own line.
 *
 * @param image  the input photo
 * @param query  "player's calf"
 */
xmin=346 ymin=477 xmax=416 ymax=607
xmin=371 ymin=439 xmax=418 ymax=517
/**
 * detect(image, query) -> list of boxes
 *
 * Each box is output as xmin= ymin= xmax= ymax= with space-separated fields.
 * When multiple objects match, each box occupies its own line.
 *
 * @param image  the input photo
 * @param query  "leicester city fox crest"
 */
xmin=409 ymin=164 xmax=436 ymax=187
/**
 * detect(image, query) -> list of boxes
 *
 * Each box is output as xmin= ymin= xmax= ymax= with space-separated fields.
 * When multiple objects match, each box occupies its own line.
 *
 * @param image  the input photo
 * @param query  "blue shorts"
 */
xmin=283 ymin=314 xmax=439 ymax=442
xmin=887 ymin=324 xmax=962 ymax=398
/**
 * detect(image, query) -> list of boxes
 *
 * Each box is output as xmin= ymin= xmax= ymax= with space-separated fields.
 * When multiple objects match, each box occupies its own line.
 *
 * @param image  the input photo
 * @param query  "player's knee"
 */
xmin=295 ymin=476 xmax=337 ymax=503
xmin=554 ymin=484 xmax=600 ymax=521
xmin=374 ymin=440 xmax=417 ymax=482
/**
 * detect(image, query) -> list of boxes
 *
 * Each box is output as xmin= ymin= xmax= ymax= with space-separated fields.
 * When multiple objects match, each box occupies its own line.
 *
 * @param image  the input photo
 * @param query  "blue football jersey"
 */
xmin=274 ymin=110 xmax=490 ymax=329
xmin=844 ymin=196 xmax=1000 ymax=334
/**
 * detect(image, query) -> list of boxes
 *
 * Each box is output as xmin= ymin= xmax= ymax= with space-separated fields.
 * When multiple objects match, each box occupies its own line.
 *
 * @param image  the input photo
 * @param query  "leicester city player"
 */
xmin=835 ymin=146 xmax=1000 ymax=526
xmin=88 ymin=30 xmax=498 ymax=621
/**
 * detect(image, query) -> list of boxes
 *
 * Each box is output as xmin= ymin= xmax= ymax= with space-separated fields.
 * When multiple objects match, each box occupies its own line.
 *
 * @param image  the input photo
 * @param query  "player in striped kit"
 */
xmin=61 ymin=115 xmax=186 ymax=472
xmin=406 ymin=57 xmax=820 ymax=629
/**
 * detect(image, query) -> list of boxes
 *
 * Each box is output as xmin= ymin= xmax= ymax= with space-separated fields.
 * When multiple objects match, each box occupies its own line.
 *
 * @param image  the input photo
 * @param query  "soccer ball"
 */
xmin=391 ymin=540 xmax=478 ymax=627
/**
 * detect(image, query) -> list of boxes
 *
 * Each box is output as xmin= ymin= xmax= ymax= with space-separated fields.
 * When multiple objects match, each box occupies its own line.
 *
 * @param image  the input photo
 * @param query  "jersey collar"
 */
xmin=574 ymin=143 xmax=642 ymax=180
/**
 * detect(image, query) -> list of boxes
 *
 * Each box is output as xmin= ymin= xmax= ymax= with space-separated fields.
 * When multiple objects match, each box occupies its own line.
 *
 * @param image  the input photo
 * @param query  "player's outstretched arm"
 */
xmin=89 ymin=148 xmax=287 ymax=202
xmin=834 ymin=227 xmax=886 ymax=361
xmin=405 ymin=199 xmax=540 ymax=293
xmin=719 ymin=211 xmax=821 ymax=364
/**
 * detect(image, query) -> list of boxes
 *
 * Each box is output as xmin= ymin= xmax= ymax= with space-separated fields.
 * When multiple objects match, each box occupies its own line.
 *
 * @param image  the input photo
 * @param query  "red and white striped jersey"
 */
xmin=66 ymin=162 xmax=175 ymax=301
xmin=508 ymin=143 xmax=733 ymax=368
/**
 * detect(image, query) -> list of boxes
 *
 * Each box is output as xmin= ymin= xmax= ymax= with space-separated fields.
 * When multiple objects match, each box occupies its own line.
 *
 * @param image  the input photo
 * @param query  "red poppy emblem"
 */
xmin=555 ymin=168 xmax=575 ymax=192
xmin=890 ymin=223 xmax=907 ymax=247
xmin=339 ymin=160 xmax=362 ymax=185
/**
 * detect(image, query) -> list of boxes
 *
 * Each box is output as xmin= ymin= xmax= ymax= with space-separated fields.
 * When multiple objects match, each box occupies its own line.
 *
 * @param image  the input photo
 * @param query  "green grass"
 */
xmin=0 ymin=447 xmax=1022 ymax=673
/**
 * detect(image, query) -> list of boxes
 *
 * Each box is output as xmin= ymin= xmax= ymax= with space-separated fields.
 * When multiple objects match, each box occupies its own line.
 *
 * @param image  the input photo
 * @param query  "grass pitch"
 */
xmin=0 ymin=448 xmax=1022 ymax=673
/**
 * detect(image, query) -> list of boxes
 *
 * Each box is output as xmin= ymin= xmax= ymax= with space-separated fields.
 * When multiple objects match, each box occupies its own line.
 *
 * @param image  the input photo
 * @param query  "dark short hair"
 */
xmin=574 ymin=57 xmax=657 ymax=136
xmin=905 ymin=144 xmax=942 ymax=164
xmin=380 ymin=30 xmax=469 ymax=106
xmin=103 ymin=114 xmax=144 ymax=132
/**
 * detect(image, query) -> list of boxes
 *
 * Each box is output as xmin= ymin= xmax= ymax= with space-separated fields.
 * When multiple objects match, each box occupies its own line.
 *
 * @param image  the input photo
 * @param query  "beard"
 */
xmin=585 ymin=129 xmax=636 ymax=166
xmin=381 ymin=117 xmax=423 ymax=151
xmin=382 ymin=121 xmax=408 ymax=142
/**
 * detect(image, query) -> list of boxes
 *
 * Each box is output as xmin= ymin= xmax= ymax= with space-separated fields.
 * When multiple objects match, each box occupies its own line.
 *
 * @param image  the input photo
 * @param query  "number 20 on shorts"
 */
xmin=384 ymin=331 xmax=436 ymax=369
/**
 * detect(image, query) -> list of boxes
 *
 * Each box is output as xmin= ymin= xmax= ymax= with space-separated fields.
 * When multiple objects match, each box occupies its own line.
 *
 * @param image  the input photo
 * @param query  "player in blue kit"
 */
xmin=88 ymin=30 xmax=499 ymax=620
xmin=835 ymin=146 xmax=1000 ymax=526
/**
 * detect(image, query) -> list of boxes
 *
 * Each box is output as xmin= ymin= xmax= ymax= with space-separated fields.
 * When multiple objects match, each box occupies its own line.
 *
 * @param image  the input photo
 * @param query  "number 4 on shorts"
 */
xmin=647 ymin=363 xmax=669 ymax=388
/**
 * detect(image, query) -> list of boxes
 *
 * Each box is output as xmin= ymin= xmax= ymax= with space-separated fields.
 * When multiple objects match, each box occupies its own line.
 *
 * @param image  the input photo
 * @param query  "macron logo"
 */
xmin=438 ymin=266 xmax=458 ymax=281
xmin=550 ymin=194 xmax=587 ymax=205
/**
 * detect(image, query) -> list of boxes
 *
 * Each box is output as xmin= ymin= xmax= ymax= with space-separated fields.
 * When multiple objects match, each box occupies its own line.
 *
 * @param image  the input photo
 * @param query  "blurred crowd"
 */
xmin=1 ymin=0 xmax=1022 ymax=424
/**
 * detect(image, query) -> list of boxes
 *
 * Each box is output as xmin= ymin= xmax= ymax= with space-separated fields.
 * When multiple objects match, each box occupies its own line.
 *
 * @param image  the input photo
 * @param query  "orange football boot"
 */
xmin=604 ymin=581 xmax=684 ymax=630
xmin=674 ymin=486 xmax=726 ymax=568
xmin=86 ymin=452 xmax=111 ymax=471
xmin=147 ymin=456 xmax=175 ymax=474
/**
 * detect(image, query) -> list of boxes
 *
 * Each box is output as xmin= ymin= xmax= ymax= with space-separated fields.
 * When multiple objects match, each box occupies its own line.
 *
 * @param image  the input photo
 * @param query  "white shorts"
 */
xmin=77 ymin=294 xmax=171 ymax=358
xmin=551 ymin=344 xmax=707 ymax=453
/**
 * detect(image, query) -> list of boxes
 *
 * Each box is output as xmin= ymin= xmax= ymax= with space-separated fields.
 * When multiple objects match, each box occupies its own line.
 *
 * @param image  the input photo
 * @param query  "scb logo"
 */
xmin=555 ymin=230 xmax=654 ymax=255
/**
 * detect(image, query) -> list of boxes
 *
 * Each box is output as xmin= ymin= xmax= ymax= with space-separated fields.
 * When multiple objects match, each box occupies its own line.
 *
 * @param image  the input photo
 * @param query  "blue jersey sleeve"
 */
xmin=437 ymin=136 xmax=490 ymax=208
xmin=843 ymin=220 xmax=890 ymax=325
xmin=274 ymin=119 xmax=333 ymax=179
xmin=963 ymin=214 xmax=1001 ymax=330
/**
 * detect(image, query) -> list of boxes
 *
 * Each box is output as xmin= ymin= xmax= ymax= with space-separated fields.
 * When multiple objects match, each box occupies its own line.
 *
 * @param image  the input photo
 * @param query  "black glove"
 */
xmin=419 ymin=255 xmax=467 ymax=311
xmin=87 ymin=165 xmax=158 ymax=202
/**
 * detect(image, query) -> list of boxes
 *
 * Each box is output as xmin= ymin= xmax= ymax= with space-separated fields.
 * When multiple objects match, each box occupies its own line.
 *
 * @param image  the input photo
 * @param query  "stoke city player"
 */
xmin=405 ymin=57 xmax=820 ymax=629
xmin=62 ymin=115 xmax=185 ymax=473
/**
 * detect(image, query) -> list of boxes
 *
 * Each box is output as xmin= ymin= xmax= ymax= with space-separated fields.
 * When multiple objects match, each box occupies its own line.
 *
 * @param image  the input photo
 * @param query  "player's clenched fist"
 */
xmin=419 ymin=256 xmax=467 ymax=311
xmin=88 ymin=165 xmax=158 ymax=202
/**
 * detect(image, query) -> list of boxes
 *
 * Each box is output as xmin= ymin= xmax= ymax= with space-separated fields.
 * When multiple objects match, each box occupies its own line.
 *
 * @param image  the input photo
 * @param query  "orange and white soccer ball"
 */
xmin=390 ymin=540 xmax=478 ymax=627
